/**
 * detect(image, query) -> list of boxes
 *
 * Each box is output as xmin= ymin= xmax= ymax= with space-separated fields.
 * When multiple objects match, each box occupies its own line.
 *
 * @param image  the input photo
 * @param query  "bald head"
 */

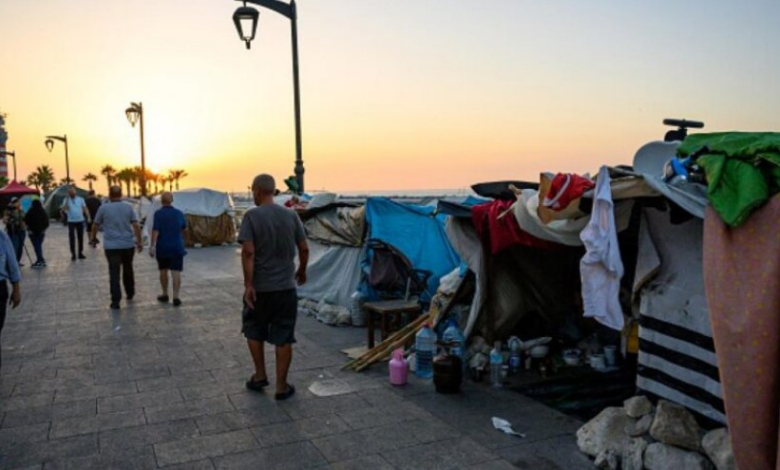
xmin=109 ymin=185 xmax=122 ymax=200
xmin=161 ymin=192 xmax=173 ymax=206
xmin=251 ymin=174 xmax=276 ymax=205
xmin=252 ymin=174 xmax=275 ymax=193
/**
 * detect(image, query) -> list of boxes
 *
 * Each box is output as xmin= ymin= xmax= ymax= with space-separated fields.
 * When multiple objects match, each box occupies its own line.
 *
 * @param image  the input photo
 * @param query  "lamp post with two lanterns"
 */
xmin=44 ymin=135 xmax=70 ymax=185
xmin=232 ymin=0 xmax=305 ymax=193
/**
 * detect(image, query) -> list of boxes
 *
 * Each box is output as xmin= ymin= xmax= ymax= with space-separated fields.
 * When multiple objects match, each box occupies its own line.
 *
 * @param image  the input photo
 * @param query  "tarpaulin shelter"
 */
xmin=42 ymin=185 xmax=88 ymax=219
xmin=145 ymin=188 xmax=235 ymax=247
xmin=0 ymin=180 xmax=40 ymax=212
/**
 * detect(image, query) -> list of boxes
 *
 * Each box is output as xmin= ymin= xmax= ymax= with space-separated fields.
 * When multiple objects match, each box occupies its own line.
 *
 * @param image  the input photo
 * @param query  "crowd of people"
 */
xmin=0 ymin=174 xmax=309 ymax=400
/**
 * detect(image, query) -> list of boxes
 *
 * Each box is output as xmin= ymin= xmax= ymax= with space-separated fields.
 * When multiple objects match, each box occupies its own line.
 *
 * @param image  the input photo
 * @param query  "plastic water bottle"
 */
xmin=508 ymin=337 xmax=522 ymax=375
xmin=415 ymin=324 xmax=436 ymax=379
xmin=442 ymin=320 xmax=466 ymax=368
xmin=490 ymin=341 xmax=504 ymax=388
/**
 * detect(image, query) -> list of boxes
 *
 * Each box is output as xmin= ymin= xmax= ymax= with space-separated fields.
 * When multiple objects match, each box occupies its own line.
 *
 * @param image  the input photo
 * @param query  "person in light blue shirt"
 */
xmin=0 ymin=229 xmax=22 ymax=372
xmin=61 ymin=186 xmax=91 ymax=261
xmin=91 ymin=186 xmax=143 ymax=310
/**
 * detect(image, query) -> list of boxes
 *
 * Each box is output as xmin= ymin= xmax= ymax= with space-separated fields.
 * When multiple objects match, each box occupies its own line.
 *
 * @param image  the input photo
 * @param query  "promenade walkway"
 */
xmin=0 ymin=224 xmax=591 ymax=469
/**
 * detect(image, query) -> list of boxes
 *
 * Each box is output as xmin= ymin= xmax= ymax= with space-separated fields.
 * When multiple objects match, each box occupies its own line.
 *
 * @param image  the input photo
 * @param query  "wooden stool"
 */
xmin=364 ymin=300 xmax=423 ymax=349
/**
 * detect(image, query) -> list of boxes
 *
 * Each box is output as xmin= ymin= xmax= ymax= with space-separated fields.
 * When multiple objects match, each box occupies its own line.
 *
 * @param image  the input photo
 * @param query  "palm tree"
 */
xmin=0 ymin=176 xmax=8 ymax=188
xmin=82 ymin=172 xmax=98 ymax=191
xmin=115 ymin=168 xmax=133 ymax=197
xmin=31 ymin=165 xmax=56 ymax=193
xmin=27 ymin=172 xmax=41 ymax=190
xmin=169 ymin=169 xmax=188 ymax=190
xmin=59 ymin=177 xmax=73 ymax=186
xmin=101 ymin=165 xmax=117 ymax=193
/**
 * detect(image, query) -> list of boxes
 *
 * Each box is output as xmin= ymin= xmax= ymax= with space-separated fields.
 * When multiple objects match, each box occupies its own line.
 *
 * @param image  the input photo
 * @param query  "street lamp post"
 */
xmin=45 ymin=135 xmax=70 ymax=184
xmin=125 ymin=102 xmax=147 ymax=197
xmin=0 ymin=151 xmax=16 ymax=181
xmin=232 ymin=0 xmax=305 ymax=194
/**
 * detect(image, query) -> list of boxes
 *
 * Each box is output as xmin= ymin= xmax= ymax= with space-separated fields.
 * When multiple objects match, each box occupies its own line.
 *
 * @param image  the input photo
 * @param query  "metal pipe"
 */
xmin=290 ymin=0 xmax=304 ymax=194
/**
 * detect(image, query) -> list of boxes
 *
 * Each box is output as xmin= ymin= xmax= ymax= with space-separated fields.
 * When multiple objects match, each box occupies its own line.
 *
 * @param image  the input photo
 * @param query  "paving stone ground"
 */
xmin=0 ymin=224 xmax=593 ymax=469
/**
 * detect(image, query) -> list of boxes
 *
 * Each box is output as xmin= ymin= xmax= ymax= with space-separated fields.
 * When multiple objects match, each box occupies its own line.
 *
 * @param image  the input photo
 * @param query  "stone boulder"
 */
xmin=626 ymin=413 xmax=654 ymax=437
xmin=702 ymin=428 xmax=736 ymax=470
xmin=644 ymin=442 xmax=714 ymax=470
xmin=577 ymin=407 xmax=635 ymax=457
xmin=595 ymin=449 xmax=620 ymax=470
xmin=624 ymin=396 xmax=654 ymax=418
xmin=649 ymin=400 xmax=702 ymax=451
xmin=621 ymin=437 xmax=648 ymax=470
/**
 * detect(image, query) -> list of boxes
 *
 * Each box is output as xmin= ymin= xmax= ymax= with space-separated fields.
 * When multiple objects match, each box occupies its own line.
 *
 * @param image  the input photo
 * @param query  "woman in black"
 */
xmin=24 ymin=199 xmax=50 ymax=268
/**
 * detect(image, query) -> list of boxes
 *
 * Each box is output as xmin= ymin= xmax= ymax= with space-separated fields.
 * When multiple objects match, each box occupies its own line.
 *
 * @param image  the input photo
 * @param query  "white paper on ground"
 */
xmin=491 ymin=417 xmax=526 ymax=438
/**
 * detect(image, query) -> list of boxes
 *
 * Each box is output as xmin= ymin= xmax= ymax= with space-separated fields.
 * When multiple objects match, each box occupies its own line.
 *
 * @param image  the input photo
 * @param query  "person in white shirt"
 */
xmin=61 ymin=186 xmax=91 ymax=261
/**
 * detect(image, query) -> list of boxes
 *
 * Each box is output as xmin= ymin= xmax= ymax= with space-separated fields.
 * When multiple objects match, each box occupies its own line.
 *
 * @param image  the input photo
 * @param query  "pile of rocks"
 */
xmin=576 ymin=396 xmax=736 ymax=470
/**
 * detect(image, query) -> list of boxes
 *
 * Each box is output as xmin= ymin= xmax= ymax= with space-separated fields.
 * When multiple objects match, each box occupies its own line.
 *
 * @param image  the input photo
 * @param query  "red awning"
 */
xmin=0 ymin=180 xmax=40 ymax=196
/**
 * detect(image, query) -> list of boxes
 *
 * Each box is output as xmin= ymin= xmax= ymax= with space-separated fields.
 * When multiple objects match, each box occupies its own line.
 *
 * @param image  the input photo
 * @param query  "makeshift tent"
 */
xmin=364 ymin=197 xmax=461 ymax=302
xmin=297 ymin=204 xmax=365 ymax=312
xmin=0 ymin=180 xmax=40 ymax=212
xmin=145 ymin=188 xmax=235 ymax=247
xmin=42 ymin=185 xmax=89 ymax=219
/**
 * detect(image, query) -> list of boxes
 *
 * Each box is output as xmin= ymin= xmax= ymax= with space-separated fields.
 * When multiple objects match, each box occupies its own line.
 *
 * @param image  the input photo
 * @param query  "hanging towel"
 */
xmin=579 ymin=166 xmax=624 ymax=331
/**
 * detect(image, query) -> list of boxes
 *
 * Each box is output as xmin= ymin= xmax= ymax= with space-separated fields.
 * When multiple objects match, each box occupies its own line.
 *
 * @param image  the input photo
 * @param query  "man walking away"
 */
xmin=24 ymin=199 xmax=50 ymax=268
xmin=0 ymin=228 xmax=21 ymax=372
xmin=4 ymin=198 xmax=26 ymax=266
xmin=62 ymin=186 xmax=91 ymax=260
xmin=91 ymin=186 xmax=143 ymax=310
xmin=86 ymin=190 xmax=102 ymax=247
xmin=149 ymin=192 xmax=187 ymax=307
xmin=239 ymin=174 xmax=308 ymax=400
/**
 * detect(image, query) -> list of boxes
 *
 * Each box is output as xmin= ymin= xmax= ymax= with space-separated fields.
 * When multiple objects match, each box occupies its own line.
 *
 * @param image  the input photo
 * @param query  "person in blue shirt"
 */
xmin=149 ymin=192 xmax=187 ymax=307
xmin=0 ymin=229 xmax=22 ymax=372
xmin=61 ymin=186 xmax=91 ymax=260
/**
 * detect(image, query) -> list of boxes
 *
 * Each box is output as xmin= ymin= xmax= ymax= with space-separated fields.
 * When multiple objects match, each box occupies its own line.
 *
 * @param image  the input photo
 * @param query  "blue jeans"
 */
xmin=29 ymin=232 xmax=45 ymax=264
xmin=9 ymin=231 xmax=25 ymax=263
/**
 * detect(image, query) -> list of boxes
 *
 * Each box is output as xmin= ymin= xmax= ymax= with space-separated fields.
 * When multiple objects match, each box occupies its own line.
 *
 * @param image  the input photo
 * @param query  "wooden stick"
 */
xmin=346 ymin=313 xmax=430 ymax=370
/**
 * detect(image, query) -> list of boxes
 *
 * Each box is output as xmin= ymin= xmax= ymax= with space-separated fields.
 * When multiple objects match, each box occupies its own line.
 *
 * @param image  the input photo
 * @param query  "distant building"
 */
xmin=0 ymin=112 xmax=8 ymax=179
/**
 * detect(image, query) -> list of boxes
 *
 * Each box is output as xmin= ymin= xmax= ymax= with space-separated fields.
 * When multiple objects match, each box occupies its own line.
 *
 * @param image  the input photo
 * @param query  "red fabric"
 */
xmin=472 ymin=200 xmax=562 ymax=254
xmin=704 ymin=194 xmax=780 ymax=470
xmin=0 ymin=180 xmax=39 ymax=196
xmin=543 ymin=173 xmax=594 ymax=211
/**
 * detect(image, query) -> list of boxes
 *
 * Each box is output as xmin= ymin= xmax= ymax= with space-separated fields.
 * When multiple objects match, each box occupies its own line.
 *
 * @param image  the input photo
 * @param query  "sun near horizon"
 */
xmin=1 ymin=1 xmax=778 ymax=194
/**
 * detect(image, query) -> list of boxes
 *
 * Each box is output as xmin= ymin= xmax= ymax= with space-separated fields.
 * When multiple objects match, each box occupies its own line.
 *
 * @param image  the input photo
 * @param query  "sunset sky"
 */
xmin=1 ymin=0 xmax=778 ymax=193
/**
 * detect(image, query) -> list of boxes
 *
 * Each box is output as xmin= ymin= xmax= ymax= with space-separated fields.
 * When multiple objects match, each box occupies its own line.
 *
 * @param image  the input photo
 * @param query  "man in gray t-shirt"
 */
xmin=91 ymin=186 xmax=143 ymax=310
xmin=238 ymin=174 xmax=309 ymax=400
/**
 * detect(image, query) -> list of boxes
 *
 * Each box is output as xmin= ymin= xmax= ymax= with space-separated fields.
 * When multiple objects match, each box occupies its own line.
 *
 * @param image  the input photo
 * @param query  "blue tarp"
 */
xmin=364 ymin=197 xmax=461 ymax=300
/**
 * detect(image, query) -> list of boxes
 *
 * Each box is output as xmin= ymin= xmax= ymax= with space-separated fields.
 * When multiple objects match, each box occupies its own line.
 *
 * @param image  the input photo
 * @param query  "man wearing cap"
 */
xmin=239 ymin=174 xmax=308 ymax=400
xmin=4 ymin=198 xmax=26 ymax=266
xmin=0 ymin=227 xmax=21 ymax=372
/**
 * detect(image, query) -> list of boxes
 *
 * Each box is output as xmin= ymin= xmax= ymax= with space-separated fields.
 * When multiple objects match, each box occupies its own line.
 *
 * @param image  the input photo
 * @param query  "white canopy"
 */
xmin=150 ymin=188 xmax=233 ymax=218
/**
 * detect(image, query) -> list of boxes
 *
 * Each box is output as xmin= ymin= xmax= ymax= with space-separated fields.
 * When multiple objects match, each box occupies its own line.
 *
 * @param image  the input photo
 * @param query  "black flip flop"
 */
xmin=275 ymin=384 xmax=296 ymax=401
xmin=246 ymin=375 xmax=270 ymax=391
xmin=157 ymin=295 xmax=170 ymax=303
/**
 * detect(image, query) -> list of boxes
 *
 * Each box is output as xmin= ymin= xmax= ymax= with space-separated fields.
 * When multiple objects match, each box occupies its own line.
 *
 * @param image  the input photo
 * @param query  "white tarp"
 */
xmin=297 ymin=240 xmax=364 ymax=309
xmin=143 ymin=188 xmax=233 ymax=241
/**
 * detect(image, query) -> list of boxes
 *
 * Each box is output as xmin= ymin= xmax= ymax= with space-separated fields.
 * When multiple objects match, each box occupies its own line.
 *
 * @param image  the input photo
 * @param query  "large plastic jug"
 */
xmin=415 ymin=324 xmax=436 ymax=379
xmin=389 ymin=348 xmax=408 ymax=386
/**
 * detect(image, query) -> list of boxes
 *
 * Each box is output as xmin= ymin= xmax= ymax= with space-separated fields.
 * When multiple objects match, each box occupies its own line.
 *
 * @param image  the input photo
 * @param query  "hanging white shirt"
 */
xmin=580 ymin=166 xmax=624 ymax=331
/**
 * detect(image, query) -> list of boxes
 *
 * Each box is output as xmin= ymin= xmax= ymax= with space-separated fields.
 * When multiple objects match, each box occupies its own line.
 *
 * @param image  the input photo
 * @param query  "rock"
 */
xmin=702 ymin=428 xmax=736 ymax=470
xmin=626 ymin=413 xmax=654 ymax=437
xmin=577 ymin=407 xmax=635 ymax=457
xmin=624 ymin=396 xmax=654 ymax=418
xmin=621 ymin=437 xmax=648 ymax=470
xmin=644 ymin=442 xmax=714 ymax=470
xmin=649 ymin=400 xmax=702 ymax=451
xmin=595 ymin=449 xmax=620 ymax=470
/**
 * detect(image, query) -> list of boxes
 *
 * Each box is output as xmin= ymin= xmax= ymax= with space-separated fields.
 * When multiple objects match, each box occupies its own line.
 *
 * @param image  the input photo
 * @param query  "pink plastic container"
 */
xmin=389 ymin=348 xmax=408 ymax=386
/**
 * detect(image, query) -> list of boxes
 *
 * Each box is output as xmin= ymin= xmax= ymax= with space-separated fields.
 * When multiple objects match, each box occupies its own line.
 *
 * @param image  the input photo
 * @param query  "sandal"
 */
xmin=246 ymin=375 xmax=269 ymax=391
xmin=275 ymin=384 xmax=296 ymax=401
xmin=157 ymin=295 xmax=169 ymax=303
